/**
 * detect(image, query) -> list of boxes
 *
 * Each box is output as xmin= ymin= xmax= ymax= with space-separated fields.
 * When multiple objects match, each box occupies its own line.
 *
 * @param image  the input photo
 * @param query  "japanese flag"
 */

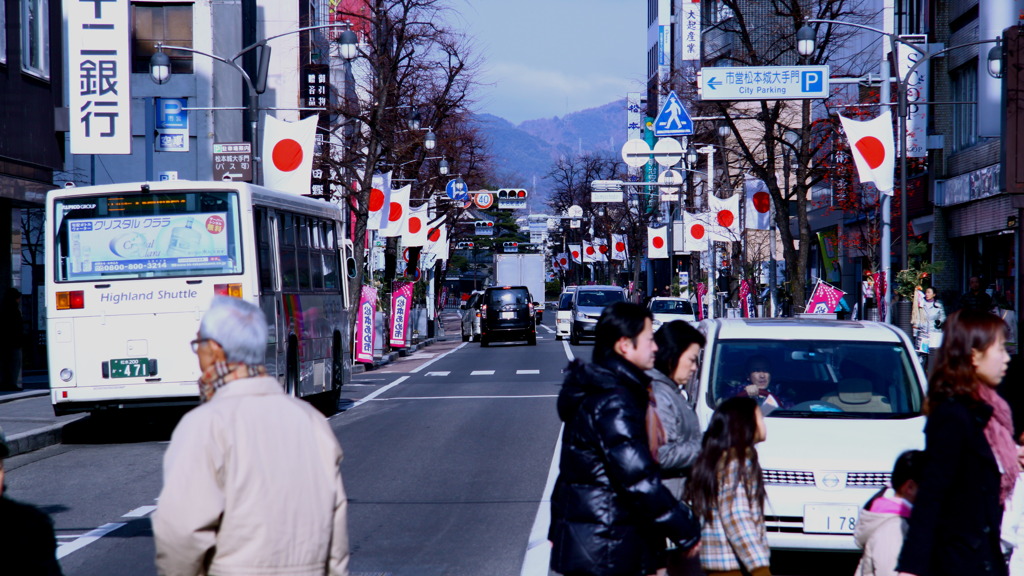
xmin=709 ymin=193 xmax=740 ymax=241
xmin=745 ymin=178 xmax=771 ymax=230
xmin=648 ymin=226 xmax=668 ymax=259
xmin=365 ymin=171 xmax=392 ymax=231
xmin=423 ymin=222 xmax=448 ymax=260
xmin=380 ymin=184 xmax=410 ymax=237
xmin=611 ymin=234 xmax=628 ymax=261
xmin=569 ymin=244 xmax=583 ymax=264
xmin=583 ymin=240 xmax=599 ymax=262
xmin=556 ymin=253 xmax=571 ymax=270
xmin=839 ymin=110 xmax=896 ymax=194
xmin=402 ymin=202 xmax=429 ymax=247
xmin=683 ymin=212 xmax=709 ymax=252
xmin=262 ymin=115 xmax=318 ymax=194
xmin=591 ymin=239 xmax=609 ymax=262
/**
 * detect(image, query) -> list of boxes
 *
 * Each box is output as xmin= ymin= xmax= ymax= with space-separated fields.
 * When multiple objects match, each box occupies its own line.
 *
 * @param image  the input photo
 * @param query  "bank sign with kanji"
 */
xmin=67 ymin=0 xmax=132 ymax=154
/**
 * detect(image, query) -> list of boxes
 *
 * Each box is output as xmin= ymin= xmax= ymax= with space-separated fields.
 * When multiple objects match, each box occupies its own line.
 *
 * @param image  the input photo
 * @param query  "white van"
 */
xmin=693 ymin=318 xmax=927 ymax=551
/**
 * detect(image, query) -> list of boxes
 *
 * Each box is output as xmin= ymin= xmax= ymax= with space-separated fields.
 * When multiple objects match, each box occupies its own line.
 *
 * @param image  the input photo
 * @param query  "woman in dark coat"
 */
xmin=897 ymin=309 xmax=1016 ymax=576
xmin=549 ymin=302 xmax=699 ymax=576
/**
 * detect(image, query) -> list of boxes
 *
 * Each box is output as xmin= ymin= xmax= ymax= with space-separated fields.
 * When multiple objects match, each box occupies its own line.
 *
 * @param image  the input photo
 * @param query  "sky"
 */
xmin=448 ymin=0 xmax=648 ymax=125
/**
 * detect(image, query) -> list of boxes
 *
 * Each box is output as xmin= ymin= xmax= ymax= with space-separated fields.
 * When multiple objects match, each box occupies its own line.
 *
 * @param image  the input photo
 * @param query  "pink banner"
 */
xmin=739 ymin=279 xmax=753 ymax=318
xmin=355 ymin=285 xmax=377 ymax=364
xmin=696 ymin=282 xmax=707 ymax=321
xmin=873 ymin=271 xmax=887 ymax=321
xmin=390 ymin=281 xmax=414 ymax=348
xmin=806 ymin=280 xmax=846 ymax=314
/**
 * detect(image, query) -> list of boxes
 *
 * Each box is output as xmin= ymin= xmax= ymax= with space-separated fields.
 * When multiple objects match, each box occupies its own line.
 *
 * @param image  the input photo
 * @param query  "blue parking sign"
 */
xmin=801 ymin=70 xmax=824 ymax=94
xmin=156 ymin=98 xmax=188 ymax=130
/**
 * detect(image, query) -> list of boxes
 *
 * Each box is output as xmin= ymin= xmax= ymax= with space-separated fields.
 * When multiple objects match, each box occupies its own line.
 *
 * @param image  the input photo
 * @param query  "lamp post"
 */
xmin=149 ymin=23 xmax=359 ymax=183
xmin=798 ymin=21 xmax=1001 ymax=322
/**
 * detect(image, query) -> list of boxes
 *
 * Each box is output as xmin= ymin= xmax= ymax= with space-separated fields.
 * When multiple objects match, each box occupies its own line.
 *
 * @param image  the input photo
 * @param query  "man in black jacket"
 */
xmin=549 ymin=302 xmax=700 ymax=576
xmin=0 ymin=428 xmax=64 ymax=575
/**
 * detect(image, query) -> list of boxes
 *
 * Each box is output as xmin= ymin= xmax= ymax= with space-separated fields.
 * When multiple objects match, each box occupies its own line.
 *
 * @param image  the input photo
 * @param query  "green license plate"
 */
xmin=110 ymin=358 xmax=149 ymax=378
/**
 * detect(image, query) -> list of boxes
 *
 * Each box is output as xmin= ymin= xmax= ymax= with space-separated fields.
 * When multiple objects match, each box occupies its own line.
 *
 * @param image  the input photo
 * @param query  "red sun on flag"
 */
xmin=598 ymin=244 xmax=609 ymax=254
xmin=408 ymin=217 xmax=422 ymax=233
xmin=571 ymin=250 xmax=580 ymax=259
xmin=855 ymin=136 xmax=886 ymax=169
xmin=369 ymin=189 xmax=385 ymax=212
xmin=652 ymin=236 xmax=665 ymax=249
xmin=388 ymin=203 xmax=403 ymax=222
xmin=615 ymin=241 xmax=626 ymax=252
xmin=586 ymin=246 xmax=595 ymax=255
xmin=272 ymin=139 xmax=303 ymax=172
xmin=427 ymin=228 xmax=441 ymax=242
xmin=752 ymin=191 xmax=771 ymax=213
xmin=717 ymin=209 xmax=735 ymax=228
xmin=559 ymin=257 xmax=568 ymax=266
xmin=690 ymin=223 xmax=705 ymax=240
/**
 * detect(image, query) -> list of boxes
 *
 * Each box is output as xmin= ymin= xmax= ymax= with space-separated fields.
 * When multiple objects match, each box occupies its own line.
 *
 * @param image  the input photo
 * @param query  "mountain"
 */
xmin=474 ymin=99 xmax=628 ymax=210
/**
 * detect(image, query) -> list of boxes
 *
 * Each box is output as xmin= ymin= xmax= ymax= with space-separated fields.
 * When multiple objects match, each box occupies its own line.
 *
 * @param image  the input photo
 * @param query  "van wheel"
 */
xmin=462 ymin=330 xmax=469 ymax=342
xmin=481 ymin=336 xmax=489 ymax=347
xmin=528 ymin=334 xmax=537 ymax=346
xmin=570 ymin=329 xmax=580 ymax=346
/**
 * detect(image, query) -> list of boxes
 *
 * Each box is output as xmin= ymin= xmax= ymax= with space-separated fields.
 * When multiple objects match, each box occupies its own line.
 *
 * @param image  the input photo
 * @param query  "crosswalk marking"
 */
xmin=425 ymin=371 xmax=450 ymax=377
xmin=471 ymin=370 xmax=495 ymax=376
xmin=517 ymin=370 xmax=540 ymax=375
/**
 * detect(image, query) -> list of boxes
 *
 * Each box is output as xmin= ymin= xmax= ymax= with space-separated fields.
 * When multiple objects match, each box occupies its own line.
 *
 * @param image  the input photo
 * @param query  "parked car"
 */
xmin=480 ymin=285 xmax=537 ymax=346
xmin=555 ymin=286 xmax=578 ymax=340
xmin=569 ymin=285 xmax=627 ymax=345
xmin=693 ymin=317 xmax=927 ymax=552
xmin=459 ymin=290 xmax=485 ymax=342
xmin=647 ymin=296 xmax=697 ymax=330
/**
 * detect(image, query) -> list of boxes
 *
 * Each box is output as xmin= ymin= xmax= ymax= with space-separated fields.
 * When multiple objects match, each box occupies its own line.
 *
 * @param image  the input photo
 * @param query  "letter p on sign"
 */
xmin=802 ymin=71 xmax=823 ymax=93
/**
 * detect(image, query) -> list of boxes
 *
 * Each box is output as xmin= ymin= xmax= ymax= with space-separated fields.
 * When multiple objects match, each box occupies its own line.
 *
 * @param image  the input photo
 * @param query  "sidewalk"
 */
xmin=0 ymin=317 xmax=460 ymax=459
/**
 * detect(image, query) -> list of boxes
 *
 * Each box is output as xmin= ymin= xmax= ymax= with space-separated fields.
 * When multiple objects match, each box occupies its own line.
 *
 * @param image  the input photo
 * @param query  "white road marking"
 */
xmin=122 ymin=505 xmax=157 ymax=518
xmin=409 ymin=342 xmax=467 ymax=373
xmin=380 ymin=395 xmax=558 ymax=400
xmin=425 ymin=371 xmax=450 ymax=377
xmin=517 ymin=370 xmax=540 ymax=375
xmin=345 ymin=383 xmax=378 ymax=387
xmin=349 ymin=376 xmax=409 ymax=409
xmin=57 ymin=522 xmax=127 ymax=559
xmin=539 ymin=324 xmax=555 ymax=333
xmin=519 ymin=336 xmax=576 ymax=575
xmin=471 ymin=370 xmax=495 ymax=376
xmin=407 ymin=352 xmax=438 ymax=359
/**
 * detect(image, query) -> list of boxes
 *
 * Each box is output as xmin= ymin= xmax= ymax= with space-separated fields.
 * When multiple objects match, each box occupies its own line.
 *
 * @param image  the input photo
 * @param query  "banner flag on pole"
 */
xmin=569 ymin=244 xmax=582 ymax=264
xmin=390 ymin=281 xmax=414 ymax=348
xmin=805 ymin=279 xmax=847 ymax=314
xmin=839 ymin=110 xmax=896 ymax=195
xmin=648 ymin=226 xmax=668 ymax=259
xmin=745 ymin=178 xmax=771 ymax=230
xmin=380 ymin=184 xmax=411 ymax=237
xmin=355 ymin=285 xmax=377 ymax=364
xmin=611 ymin=234 xmax=628 ymax=261
xmin=366 ymin=171 xmax=393 ymax=230
xmin=262 ymin=115 xmax=318 ymax=194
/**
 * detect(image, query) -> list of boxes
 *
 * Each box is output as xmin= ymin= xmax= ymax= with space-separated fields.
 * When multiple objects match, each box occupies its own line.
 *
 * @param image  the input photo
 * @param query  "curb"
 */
xmin=352 ymin=337 xmax=442 ymax=373
xmin=8 ymin=416 xmax=88 ymax=458
xmin=0 ymin=389 xmax=48 ymax=405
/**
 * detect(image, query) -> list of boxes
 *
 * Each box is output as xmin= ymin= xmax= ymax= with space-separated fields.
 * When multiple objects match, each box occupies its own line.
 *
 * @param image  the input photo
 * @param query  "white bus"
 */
xmin=45 ymin=180 xmax=353 ymax=415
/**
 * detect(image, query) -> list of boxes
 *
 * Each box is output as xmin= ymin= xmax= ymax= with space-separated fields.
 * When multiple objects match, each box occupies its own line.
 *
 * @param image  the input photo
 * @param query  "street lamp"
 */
xmin=424 ymin=129 xmax=437 ymax=151
xmin=439 ymin=159 xmax=450 ymax=176
xmin=798 ymin=21 xmax=1001 ymax=322
xmin=149 ymin=23 xmax=357 ymax=183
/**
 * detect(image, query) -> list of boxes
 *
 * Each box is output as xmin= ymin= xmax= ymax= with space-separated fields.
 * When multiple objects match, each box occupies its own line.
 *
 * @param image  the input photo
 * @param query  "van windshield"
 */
xmin=651 ymin=299 xmax=693 ymax=314
xmin=558 ymin=292 xmax=574 ymax=310
xmin=705 ymin=339 xmax=924 ymax=418
xmin=576 ymin=290 xmax=624 ymax=308
xmin=488 ymin=288 xmax=530 ymax=306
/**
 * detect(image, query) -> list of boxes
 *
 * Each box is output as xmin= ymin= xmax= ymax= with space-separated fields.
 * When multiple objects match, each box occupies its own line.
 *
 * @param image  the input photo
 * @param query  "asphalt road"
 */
xmin=3 ymin=315 xmax=860 ymax=575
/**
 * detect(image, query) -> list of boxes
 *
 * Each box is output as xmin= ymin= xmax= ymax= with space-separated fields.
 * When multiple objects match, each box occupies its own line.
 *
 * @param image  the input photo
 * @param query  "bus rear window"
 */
xmin=53 ymin=191 xmax=243 ymax=282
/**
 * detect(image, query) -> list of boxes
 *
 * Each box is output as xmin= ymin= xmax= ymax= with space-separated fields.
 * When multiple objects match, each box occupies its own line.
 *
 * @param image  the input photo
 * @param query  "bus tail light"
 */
xmin=214 ymin=283 xmax=243 ymax=297
xmin=56 ymin=291 xmax=85 ymax=310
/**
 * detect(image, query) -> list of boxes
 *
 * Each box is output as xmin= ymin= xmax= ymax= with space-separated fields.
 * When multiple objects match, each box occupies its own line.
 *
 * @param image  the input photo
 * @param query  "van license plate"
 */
xmin=110 ymin=358 xmax=149 ymax=378
xmin=803 ymin=504 xmax=858 ymax=534
xmin=501 ymin=311 xmax=514 ymax=319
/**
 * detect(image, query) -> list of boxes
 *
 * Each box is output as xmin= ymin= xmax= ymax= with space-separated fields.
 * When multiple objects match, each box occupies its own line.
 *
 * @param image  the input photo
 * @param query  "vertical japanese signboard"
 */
xmin=681 ymin=1 xmax=701 ymax=61
xmin=67 ymin=0 xmax=131 ymax=154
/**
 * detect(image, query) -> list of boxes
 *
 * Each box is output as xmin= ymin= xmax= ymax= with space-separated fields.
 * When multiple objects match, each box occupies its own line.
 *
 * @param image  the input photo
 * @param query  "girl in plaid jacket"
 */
xmin=685 ymin=397 xmax=771 ymax=576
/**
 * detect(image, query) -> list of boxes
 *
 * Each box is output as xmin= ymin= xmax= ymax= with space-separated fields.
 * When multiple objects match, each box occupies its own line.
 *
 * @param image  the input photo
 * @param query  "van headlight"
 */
xmin=576 ymin=312 xmax=588 ymax=321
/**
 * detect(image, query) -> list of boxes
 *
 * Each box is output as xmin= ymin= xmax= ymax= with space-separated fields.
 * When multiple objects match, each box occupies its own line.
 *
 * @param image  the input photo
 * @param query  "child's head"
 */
xmin=891 ymin=450 xmax=926 ymax=502
xmin=705 ymin=396 xmax=766 ymax=453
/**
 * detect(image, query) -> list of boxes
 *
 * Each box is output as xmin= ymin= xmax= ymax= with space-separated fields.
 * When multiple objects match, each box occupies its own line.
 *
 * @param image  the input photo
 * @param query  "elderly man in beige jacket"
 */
xmin=152 ymin=296 xmax=349 ymax=576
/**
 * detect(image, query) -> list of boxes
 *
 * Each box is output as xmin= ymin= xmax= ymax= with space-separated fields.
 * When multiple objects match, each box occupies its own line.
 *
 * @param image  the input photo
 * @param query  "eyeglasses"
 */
xmin=190 ymin=338 xmax=220 ymax=353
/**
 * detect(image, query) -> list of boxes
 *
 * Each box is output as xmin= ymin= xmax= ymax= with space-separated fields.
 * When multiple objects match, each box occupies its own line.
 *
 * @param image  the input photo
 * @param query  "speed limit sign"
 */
xmin=474 ymin=191 xmax=494 ymax=209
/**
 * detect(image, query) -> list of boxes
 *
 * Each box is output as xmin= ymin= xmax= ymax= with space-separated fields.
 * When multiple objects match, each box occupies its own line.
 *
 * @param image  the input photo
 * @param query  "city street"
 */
xmin=4 ymin=317 xmax=858 ymax=575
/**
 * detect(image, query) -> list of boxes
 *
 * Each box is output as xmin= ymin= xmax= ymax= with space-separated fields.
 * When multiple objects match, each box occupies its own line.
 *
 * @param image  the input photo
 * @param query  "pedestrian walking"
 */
xmin=913 ymin=287 xmax=946 ymax=364
xmin=0 ymin=288 xmax=24 ymax=390
xmin=152 ymin=296 xmax=349 ymax=576
xmin=685 ymin=396 xmax=771 ymax=576
xmin=960 ymin=276 xmax=995 ymax=313
xmin=647 ymin=320 xmax=705 ymax=576
xmin=549 ymin=302 xmax=700 ymax=576
xmin=854 ymin=450 xmax=926 ymax=576
xmin=0 ymin=427 xmax=64 ymax=575
xmin=896 ymin=309 xmax=1015 ymax=576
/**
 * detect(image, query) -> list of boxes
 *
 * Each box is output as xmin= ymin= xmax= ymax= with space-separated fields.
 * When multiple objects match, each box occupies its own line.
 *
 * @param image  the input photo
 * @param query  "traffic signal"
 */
xmin=503 ymin=241 xmax=519 ymax=253
xmin=497 ymin=189 xmax=528 ymax=200
xmin=474 ymin=220 xmax=494 ymax=228
xmin=455 ymin=241 xmax=475 ymax=249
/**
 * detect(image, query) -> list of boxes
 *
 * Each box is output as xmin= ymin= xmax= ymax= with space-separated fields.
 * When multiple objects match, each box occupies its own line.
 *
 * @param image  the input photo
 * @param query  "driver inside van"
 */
xmin=731 ymin=355 xmax=791 ymax=409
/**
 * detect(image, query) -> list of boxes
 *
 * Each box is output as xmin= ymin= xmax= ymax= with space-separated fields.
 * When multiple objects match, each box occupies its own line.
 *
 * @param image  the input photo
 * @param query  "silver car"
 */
xmin=460 ymin=290 xmax=484 ymax=342
xmin=569 ymin=285 xmax=626 ymax=345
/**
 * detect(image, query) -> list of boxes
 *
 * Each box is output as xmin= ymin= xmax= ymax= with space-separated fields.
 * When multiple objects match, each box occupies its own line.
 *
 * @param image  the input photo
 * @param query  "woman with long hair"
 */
xmin=896 ymin=309 xmax=1014 ymax=576
xmin=685 ymin=396 xmax=770 ymax=576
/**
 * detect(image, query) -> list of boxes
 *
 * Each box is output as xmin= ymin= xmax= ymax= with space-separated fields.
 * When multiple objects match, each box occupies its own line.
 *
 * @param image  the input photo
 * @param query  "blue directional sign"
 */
xmin=446 ymin=178 xmax=469 ymax=201
xmin=700 ymin=65 xmax=830 ymax=100
xmin=653 ymin=91 xmax=693 ymax=137
xmin=156 ymin=98 xmax=188 ymax=129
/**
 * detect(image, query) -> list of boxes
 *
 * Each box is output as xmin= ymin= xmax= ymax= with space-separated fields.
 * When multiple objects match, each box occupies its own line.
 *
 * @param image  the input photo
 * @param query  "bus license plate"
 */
xmin=803 ymin=504 xmax=859 ymax=534
xmin=501 ymin=311 xmax=515 ymax=319
xmin=110 ymin=358 xmax=149 ymax=379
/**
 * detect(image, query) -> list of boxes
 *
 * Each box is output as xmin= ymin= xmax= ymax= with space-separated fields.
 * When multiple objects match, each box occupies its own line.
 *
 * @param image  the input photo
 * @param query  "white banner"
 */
xmin=67 ymin=0 xmax=132 ymax=154
xmin=896 ymin=35 xmax=928 ymax=158
xmin=681 ymin=1 xmax=701 ymax=61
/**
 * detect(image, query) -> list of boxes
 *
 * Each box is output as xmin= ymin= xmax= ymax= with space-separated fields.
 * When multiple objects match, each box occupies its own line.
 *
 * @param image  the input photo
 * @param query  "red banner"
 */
xmin=355 ymin=285 xmax=376 ymax=364
xmin=390 ymin=281 xmax=414 ymax=348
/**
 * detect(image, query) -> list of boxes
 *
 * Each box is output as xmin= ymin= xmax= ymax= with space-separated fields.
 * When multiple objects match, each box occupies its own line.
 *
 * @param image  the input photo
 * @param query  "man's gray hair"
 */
xmin=199 ymin=296 xmax=268 ymax=365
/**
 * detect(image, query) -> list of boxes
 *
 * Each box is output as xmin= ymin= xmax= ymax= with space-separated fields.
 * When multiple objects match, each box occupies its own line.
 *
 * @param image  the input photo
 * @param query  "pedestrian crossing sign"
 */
xmin=653 ymin=91 xmax=693 ymax=137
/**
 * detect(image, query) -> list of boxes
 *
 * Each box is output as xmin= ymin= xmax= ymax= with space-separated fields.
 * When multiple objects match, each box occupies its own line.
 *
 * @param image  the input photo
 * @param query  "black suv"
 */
xmin=480 ymin=286 xmax=537 ymax=346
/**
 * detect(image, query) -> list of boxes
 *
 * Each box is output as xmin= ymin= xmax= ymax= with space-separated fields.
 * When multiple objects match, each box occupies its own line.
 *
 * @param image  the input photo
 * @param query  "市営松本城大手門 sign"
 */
xmin=700 ymin=65 xmax=830 ymax=100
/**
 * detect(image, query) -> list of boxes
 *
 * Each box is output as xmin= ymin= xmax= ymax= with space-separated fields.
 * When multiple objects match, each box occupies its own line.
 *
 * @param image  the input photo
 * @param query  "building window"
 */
xmin=1 ymin=0 xmax=7 ymax=64
xmin=131 ymin=3 xmax=193 ymax=74
xmin=20 ymin=0 xmax=48 ymax=78
xmin=951 ymin=64 xmax=977 ymax=152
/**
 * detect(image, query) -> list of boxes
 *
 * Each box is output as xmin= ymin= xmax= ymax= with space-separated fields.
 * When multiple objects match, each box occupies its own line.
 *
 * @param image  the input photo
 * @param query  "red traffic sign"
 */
xmin=474 ymin=191 xmax=494 ymax=209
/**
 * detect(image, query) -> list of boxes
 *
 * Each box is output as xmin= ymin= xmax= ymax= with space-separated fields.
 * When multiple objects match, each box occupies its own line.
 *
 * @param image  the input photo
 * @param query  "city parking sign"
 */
xmin=699 ymin=65 xmax=830 ymax=100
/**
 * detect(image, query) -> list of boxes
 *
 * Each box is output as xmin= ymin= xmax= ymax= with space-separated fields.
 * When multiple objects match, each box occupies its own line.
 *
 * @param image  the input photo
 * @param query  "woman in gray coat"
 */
xmin=647 ymin=321 xmax=705 ymax=499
